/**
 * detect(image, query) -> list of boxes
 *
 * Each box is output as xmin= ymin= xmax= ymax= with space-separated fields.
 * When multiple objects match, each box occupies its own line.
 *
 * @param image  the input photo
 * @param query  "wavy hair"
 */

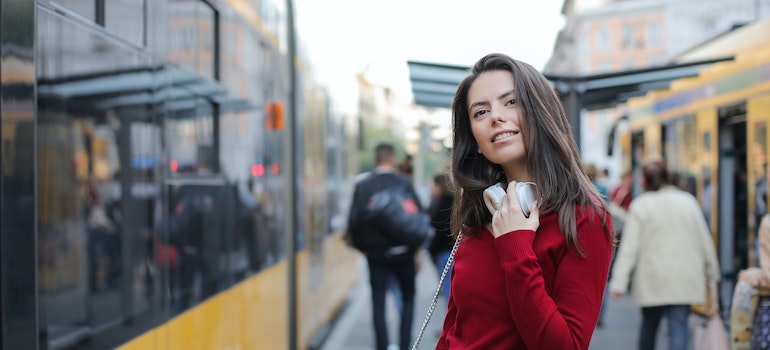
xmin=450 ymin=53 xmax=610 ymax=254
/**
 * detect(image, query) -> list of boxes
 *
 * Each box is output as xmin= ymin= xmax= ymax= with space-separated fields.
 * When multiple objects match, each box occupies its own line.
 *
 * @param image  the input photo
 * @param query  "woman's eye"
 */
xmin=473 ymin=109 xmax=488 ymax=118
xmin=505 ymin=98 xmax=516 ymax=106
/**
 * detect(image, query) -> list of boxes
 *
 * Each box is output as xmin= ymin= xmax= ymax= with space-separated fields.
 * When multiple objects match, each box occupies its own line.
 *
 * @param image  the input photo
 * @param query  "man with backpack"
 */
xmin=348 ymin=142 xmax=429 ymax=350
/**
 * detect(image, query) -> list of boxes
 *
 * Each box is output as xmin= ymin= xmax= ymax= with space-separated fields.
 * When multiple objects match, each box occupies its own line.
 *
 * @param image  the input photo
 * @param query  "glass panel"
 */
xmin=749 ymin=121 xmax=770 ymax=266
xmin=37 ymin=7 xmax=165 ymax=349
xmin=701 ymin=131 xmax=714 ymax=228
xmin=51 ymin=0 xmax=96 ymax=22
xmin=754 ymin=121 xmax=768 ymax=238
xmin=106 ymin=0 xmax=145 ymax=47
xmin=167 ymin=0 xmax=215 ymax=80
xmin=165 ymin=98 xmax=215 ymax=176
xmin=2 ymin=0 xmax=37 ymax=347
xmin=662 ymin=116 xmax=698 ymax=195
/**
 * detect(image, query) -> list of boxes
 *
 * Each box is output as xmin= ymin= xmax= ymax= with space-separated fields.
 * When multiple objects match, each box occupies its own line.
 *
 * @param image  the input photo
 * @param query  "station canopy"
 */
xmin=406 ymin=58 xmax=731 ymax=111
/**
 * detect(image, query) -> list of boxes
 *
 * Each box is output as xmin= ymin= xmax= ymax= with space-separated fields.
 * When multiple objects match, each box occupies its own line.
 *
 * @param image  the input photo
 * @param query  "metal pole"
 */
xmin=285 ymin=0 xmax=298 ymax=349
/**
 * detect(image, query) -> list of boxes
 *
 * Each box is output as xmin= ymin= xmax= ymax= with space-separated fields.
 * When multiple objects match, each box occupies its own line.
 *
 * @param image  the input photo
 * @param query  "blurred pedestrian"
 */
xmin=584 ymin=162 xmax=612 ymax=328
xmin=427 ymin=171 xmax=455 ymax=301
xmin=85 ymin=188 xmax=119 ymax=292
xmin=738 ymin=213 xmax=770 ymax=349
xmin=585 ymin=163 xmax=609 ymax=201
xmin=348 ymin=143 xmax=422 ymax=350
xmin=168 ymin=185 xmax=217 ymax=314
xmin=608 ymin=169 xmax=633 ymax=243
xmin=610 ymin=170 xmax=633 ymax=212
xmin=598 ymin=167 xmax=613 ymax=192
xmin=609 ymin=159 xmax=720 ymax=350
xmin=436 ymin=53 xmax=613 ymax=349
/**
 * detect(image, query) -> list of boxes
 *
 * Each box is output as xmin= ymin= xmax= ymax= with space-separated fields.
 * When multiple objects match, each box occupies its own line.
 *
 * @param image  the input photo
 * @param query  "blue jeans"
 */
xmin=433 ymin=250 xmax=452 ymax=300
xmin=639 ymin=304 xmax=690 ymax=350
xmin=599 ymin=285 xmax=609 ymax=324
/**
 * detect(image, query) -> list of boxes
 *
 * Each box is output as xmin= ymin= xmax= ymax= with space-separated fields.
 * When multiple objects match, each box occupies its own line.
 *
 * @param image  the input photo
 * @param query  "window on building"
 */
xmin=646 ymin=21 xmax=660 ymax=47
xmin=622 ymin=23 xmax=635 ymax=48
xmin=596 ymin=27 xmax=610 ymax=51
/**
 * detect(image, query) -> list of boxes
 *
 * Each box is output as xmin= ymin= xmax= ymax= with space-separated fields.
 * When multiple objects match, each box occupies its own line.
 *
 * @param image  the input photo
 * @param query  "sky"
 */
xmin=294 ymin=0 xmax=566 ymax=114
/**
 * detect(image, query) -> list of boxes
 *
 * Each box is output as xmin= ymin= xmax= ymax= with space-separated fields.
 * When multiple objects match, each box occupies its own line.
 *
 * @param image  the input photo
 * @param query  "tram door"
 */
xmin=717 ymin=103 xmax=748 ymax=302
xmin=748 ymin=96 xmax=770 ymax=267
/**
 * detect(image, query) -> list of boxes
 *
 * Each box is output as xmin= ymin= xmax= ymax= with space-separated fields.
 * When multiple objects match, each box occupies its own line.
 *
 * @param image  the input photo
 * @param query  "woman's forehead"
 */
xmin=468 ymin=71 xmax=516 ymax=100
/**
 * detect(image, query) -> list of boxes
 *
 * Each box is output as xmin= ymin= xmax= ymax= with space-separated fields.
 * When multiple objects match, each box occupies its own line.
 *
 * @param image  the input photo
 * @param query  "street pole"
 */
xmin=285 ymin=0 xmax=298 ymax=349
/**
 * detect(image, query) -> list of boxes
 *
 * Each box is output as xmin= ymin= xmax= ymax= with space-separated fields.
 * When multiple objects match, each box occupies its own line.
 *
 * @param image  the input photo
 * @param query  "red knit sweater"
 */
xmin=437 ymin=206 xmax=612 ymax=349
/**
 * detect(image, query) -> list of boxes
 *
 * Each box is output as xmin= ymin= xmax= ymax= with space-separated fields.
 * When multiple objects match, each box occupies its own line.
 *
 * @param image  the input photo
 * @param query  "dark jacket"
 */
xmin=428 ymin=192 xmax=454 ymax=259
xmin=348 ymin=171 xmax=423 ymax=253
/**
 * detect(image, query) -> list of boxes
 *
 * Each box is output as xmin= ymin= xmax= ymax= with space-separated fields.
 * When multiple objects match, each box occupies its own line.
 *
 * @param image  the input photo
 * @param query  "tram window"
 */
xmin=51 ymin=0 xmax=148 ymax=48
xmin=167 ymin=0 xmax=217 ymax=80
xmin=165 ymin=99 xmax=218 ymax=175
xmin=105 ymin=0 xmax=146 ymax=47
xmin=51 ymin=0 xmax=96 ymax=22
xmin=754 ymin=122 xmax=768 ymax=230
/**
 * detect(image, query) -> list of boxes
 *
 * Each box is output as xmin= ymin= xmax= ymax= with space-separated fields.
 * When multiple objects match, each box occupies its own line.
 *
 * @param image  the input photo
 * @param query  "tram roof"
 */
xmin=406 ymin=57 xmax=732 ymax=110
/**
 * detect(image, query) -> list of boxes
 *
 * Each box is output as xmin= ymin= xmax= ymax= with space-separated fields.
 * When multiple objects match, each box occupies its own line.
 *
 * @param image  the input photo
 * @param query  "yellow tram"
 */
xmin=623 ymin=29 xmax=770 ymax=292
xmin=1 ymin=1 xmax=362 ymax=349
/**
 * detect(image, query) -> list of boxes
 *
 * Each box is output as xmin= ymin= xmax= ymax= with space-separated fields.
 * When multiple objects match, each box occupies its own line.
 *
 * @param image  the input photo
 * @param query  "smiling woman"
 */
xmin=436 ymin=53 xmax=613 ymax=350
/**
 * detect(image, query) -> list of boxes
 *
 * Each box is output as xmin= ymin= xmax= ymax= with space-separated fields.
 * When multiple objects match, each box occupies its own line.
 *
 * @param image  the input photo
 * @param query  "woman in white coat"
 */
xmin=609 ymin=159 xmax=720 ymax=350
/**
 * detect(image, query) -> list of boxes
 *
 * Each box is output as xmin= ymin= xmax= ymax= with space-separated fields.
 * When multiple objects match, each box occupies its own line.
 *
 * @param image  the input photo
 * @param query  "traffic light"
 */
xmin=266 ymin=101 xmax=285 ymax=130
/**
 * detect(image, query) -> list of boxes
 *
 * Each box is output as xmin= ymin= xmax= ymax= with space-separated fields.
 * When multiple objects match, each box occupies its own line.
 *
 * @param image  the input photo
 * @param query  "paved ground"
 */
xmin=320 ymin=253 xmax=705 ymax=350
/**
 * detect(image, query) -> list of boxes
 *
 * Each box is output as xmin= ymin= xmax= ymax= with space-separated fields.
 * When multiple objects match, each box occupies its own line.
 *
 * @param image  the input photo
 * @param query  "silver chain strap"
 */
xmin=411 ymin=232 xmax=463 ymax=350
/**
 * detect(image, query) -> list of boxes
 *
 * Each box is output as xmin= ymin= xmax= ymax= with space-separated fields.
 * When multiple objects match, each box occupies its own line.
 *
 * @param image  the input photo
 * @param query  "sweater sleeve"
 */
xmin=494 ymin=210 xmax=611 ymax=349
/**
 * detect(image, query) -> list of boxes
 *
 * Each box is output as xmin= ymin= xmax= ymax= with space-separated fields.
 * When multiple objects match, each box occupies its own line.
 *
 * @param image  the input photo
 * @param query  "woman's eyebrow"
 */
xmin=469 ymin=90 xmax=516 ymax=109
xmin=469 ymin=100 xmax=489 ymax=109
xmin=498 ymin=89 xmax=516 ymax=99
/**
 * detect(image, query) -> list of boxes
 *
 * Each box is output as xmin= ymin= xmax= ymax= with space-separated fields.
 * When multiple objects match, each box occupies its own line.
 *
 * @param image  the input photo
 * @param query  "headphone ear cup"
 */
xmin=483 ymin=183 xmax=506 ymax=214
xmin=516 ymin=182 xmax=538 ymax=218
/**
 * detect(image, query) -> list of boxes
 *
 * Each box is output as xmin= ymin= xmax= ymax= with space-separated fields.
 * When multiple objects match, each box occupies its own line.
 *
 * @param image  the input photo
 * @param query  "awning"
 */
xmin=406 ymin=57 xmax=733 ymax=111
xmin=38 ymin=64 xmax=255 ymax=118
xmin=407 ymin=61 xmax=468 ymax=109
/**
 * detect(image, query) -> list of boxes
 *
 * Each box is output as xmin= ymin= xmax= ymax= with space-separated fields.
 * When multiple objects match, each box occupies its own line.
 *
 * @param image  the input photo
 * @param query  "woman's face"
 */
xmin=467 ymin=70 xmax=527 ymax=168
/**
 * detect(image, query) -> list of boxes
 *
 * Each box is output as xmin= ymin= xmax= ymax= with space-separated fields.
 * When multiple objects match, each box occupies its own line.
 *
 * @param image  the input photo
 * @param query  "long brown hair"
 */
xmin=450 ymin=53 xmax=610 ymax=254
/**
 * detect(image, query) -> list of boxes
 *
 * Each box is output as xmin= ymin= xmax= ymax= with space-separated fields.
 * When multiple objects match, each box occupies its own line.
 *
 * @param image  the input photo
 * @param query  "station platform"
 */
xmin=317 ymin=251 xmax=689 ymax=349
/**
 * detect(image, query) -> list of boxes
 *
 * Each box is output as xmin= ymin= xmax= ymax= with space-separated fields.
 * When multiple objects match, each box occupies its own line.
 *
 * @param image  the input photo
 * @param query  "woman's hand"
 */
xmin=491 ymin=180 xmax=540 ymax=238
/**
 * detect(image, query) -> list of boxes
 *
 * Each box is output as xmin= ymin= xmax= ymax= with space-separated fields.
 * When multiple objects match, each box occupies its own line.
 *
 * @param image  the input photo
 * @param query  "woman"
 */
xmin=437 ymin=53 xmax=613 ymax=349
xmin=609 ymin=160 xmax=719 ymax=350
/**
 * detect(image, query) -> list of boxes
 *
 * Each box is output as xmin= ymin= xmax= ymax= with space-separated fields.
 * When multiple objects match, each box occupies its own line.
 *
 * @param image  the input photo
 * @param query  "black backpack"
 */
xmin=364 ymin=184 xmax=434 ymax=247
